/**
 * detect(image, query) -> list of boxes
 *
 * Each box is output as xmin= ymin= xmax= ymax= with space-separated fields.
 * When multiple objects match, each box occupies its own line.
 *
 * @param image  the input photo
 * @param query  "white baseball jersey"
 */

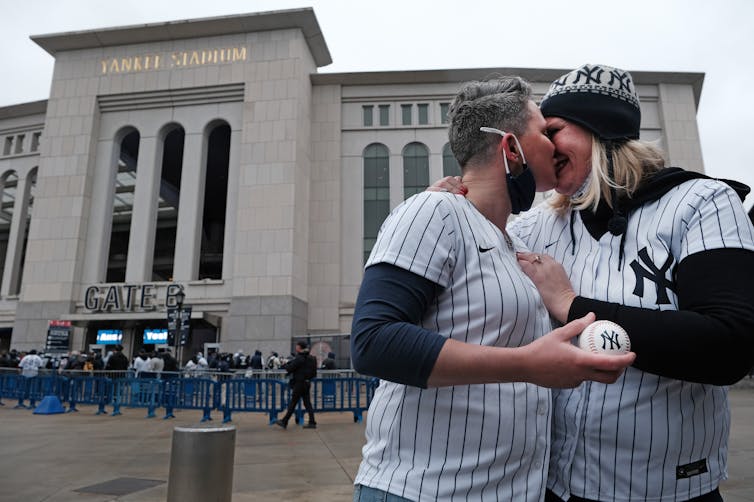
xmin=18 ymin=354 xmax=44 ymax=377
xmin=509 ymin=178 xmax=754 ymax=501
xmin=355 ymin=191 xmax=552 ymax=502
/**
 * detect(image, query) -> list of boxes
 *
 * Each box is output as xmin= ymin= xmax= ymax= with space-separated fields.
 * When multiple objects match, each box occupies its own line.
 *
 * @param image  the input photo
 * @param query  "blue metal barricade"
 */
xmin=24 ymin=377 xmax=44 ymax=409
xmin=27 ymin=375 xmax=69 ymax=409
xmin=111 ymin=378 xmax=163 ymax=418
xmin=7 ymin=375 xmax=67 ymax=409
xmin=162 ymin=377 xmax=218 ymax=422
xmin=220 ymin=378 xmax=287 ymax=424
xmin=0 ymin=374 xmax=25 ymax=408
xmin=0 ymin=372 xmax=378 ymax=423
xmin=294 ymin=377 xmax=378 ymax=424
xmin=321 ymin=380 xmax=336 ymax=408
xmin=67 ymin=376 xmax=112 ymax=415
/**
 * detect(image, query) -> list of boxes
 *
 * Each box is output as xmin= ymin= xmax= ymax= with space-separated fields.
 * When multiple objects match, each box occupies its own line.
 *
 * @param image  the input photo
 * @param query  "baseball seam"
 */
xmin=583 ymin=322 xmax=630 ymax=353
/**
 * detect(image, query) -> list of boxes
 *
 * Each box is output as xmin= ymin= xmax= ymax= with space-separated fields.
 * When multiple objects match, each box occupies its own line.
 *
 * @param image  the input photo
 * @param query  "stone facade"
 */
xmin=0 ymin=9 xmax=706 ymax=363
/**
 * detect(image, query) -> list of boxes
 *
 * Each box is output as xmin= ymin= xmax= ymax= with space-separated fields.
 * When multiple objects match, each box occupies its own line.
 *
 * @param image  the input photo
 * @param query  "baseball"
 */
xmin=578 ymin=320 xmax=631 ymax=355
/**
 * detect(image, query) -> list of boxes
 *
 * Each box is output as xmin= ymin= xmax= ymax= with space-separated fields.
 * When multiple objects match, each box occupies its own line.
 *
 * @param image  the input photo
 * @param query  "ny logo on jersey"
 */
xmin=629 ymin=247 xmax=677 ymax=305
xmin=599 ymin=329 xmax=623 ymax=351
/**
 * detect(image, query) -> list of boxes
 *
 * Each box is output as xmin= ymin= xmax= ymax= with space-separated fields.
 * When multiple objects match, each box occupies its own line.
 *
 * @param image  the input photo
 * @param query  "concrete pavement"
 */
xmin=0 ymin=387 xmax=753 ymax=501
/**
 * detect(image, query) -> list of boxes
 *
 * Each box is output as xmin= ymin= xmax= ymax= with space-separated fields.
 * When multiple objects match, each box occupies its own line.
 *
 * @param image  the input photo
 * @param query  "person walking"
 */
xmin=275 ymin=340 xmax=318 ymax=429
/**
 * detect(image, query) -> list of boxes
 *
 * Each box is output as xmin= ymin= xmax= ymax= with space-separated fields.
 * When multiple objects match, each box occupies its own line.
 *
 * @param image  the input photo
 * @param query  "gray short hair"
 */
xmin=447 ymin=76 xmax=532 ymax=168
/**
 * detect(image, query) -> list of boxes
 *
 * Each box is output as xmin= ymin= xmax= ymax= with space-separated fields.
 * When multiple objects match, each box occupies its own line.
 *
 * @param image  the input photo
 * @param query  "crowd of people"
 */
xmin=0 ymin=348 xmax=107 ymax=374
xmin=1 ymin=346 xmax=165 ymax=375
xmin=0 ymin=345 xmax=340 ymax=378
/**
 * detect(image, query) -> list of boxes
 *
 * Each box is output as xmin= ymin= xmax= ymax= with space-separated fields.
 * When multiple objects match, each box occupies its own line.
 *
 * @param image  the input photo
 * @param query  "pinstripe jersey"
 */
xmin=509 ymin=178 xmax=754 ymax=501
xmin=355 ymin=191 xmax=553 ymax=502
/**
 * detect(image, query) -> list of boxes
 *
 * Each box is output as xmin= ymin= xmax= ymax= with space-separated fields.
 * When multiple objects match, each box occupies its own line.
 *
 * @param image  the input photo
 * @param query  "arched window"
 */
xmin=442 ymin=143 xmax=461 ymax=177
xmin=363 ymin=143 xmax=390 ymax=264
xmin=402 ymin=142 xmax=429 ymax=200
xmin=0 ymin=171 xmax=18 ymax=287
xmin=16 ymin=168 xmax=37 ymax=293
xmin=199 ymin=122 xmax=231 ymax=280
xmin=152 ymin=124 xmax=185 ymax=281
xmin=107 ymin=130 xmax=139 ymax=283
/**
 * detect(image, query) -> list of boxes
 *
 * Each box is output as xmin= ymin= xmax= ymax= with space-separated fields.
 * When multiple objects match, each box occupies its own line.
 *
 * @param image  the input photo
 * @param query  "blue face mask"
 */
xmin=480 ymin=127 xmax=536 ymax=214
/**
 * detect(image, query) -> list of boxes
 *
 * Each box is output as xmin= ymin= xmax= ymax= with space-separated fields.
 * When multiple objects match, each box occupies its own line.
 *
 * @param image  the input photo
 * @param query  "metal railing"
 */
xmin=0 ymin=369 xmax=379 ymax=423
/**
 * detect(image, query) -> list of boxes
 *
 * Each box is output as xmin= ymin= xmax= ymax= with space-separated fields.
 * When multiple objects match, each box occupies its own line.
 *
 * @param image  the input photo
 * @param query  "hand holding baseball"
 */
xmin=520 ymin=313 xmax=635 ymax=388
xmin=578 ymin=320 xmax=631 ymax=355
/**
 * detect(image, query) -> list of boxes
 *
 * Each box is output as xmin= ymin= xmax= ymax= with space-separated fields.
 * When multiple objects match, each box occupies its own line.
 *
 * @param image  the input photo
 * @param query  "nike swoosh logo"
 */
xmin=545 ymin=241 xmax=559 ymax=249
xmin=478 ymin=246 xmax=495 ymax=253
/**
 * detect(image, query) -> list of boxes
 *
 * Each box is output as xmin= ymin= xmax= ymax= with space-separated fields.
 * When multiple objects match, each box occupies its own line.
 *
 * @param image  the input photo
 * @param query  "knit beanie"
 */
xmin=540 ymin=64 xmax=641 ymax=141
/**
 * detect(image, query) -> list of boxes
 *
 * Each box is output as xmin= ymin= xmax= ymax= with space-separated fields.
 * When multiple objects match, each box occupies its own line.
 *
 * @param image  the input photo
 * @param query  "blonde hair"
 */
xmin=551 ymin=136 xmax=667 ymax=214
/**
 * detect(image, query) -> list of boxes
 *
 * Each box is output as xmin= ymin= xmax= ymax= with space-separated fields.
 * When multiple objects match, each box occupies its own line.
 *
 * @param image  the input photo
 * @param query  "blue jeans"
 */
xmin=353 ymin=484 xmax=413 ymax=502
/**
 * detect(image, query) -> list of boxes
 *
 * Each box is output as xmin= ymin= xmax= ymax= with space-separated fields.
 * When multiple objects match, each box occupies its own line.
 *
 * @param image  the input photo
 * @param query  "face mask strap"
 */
xmin=479 ymin=127 xmax=528 ymax=174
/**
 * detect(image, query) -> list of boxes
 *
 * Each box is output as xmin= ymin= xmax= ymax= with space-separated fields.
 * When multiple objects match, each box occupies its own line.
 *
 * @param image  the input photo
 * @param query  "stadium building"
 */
xmin=0 ymin=8 xmax=706 ymax=364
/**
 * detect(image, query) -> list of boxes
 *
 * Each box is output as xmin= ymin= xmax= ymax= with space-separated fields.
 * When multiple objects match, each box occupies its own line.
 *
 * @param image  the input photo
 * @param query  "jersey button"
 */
xmin=537 ymin=405 xmax=547 ymax=415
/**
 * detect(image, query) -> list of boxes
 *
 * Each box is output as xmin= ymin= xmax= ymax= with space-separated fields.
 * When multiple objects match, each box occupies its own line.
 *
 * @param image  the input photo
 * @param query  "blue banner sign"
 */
xmin=143 ymin=328 xmax=168 ymax=344
xmin=96 ymin=329 xmax=123 ymax=344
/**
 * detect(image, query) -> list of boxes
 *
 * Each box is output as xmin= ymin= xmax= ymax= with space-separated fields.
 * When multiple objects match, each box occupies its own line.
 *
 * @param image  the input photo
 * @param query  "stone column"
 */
xmin=126 ymin=134 xmax=160 ymax=282
xmin=172 ymin=131 xmax=205 ymax=281
xmin=221 ymin=128 xmax=240 ymax=280
xmin=82 ymin=137 xmax=119 ymax=283
xmin=1 ymin=173 xmax=31 ymax=296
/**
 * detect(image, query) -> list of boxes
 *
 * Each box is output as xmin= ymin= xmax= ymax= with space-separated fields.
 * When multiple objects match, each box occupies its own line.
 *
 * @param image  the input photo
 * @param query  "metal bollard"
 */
xmin=167 ymin=425 xmax=236 ymax=502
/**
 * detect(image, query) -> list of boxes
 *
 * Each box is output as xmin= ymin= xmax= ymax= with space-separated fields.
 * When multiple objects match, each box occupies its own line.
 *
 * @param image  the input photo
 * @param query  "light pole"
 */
xmin=174 ymin=288 xmax=186 ymax=365
xmin=175 ymin=288 xmax=186 ymax=316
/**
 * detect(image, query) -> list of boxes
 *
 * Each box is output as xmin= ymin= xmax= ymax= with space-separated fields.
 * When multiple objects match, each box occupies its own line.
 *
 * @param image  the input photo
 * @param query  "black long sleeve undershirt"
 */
xmin=568 ymin=248 xmax=754 ymax=385
xmin=350 ymin=263 xmax=447 ymax=388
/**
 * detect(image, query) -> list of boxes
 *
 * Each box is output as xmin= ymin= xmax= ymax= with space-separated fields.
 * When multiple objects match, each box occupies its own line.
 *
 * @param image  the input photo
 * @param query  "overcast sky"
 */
xmin=2 ymin=0 xmax=753 ymax=210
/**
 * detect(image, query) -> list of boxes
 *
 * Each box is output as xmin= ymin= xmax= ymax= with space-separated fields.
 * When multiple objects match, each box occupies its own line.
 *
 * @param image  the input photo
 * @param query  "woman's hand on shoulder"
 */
xmin=427 ymin=176 xmax=468 ymax=195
